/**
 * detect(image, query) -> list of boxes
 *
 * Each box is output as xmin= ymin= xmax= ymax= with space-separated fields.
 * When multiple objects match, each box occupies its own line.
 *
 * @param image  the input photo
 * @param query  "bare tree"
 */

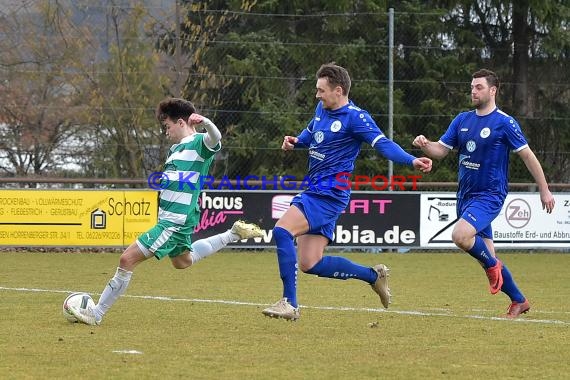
xmin=82 ymin=2 xmax=174 ymax=180
xmin=0 ymin=1 xmax=96 ymax=184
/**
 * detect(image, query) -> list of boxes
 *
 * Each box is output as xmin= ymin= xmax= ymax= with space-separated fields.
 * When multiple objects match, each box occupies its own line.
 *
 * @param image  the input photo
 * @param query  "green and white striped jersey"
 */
xmin=158 ymin=133 xmax=220 ymax=231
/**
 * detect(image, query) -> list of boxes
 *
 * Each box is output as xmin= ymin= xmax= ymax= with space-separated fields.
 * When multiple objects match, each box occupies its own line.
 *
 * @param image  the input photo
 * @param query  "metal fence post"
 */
xmin=388 ymin=8 xmax=394 ymax=184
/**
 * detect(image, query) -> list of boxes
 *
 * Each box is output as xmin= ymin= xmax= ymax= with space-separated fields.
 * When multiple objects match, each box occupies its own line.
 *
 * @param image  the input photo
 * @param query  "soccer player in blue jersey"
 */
xmin=262 ymin=63 xmax=433 ymax=320
xmin=413 ymin=69 xmax=555 ymax=318
xmin=69 ymin=98 xmax=263 ymax=325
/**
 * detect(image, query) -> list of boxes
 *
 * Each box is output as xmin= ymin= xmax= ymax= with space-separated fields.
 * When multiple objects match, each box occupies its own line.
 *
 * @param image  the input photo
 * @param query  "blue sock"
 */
xmin=306 ymin=256 xmax=377 ymax=284
xmin=467 ymin=236 xmax=497 ymax=268
xmin=273 ymin=227 xmax=298 ymax=307
xmin=500 ymin=262 xmax=525 ymax=303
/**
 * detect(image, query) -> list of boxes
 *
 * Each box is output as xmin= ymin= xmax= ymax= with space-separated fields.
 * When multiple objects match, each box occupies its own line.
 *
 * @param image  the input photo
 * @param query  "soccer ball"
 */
xmin=62 ymin=292 xmax=95 ymax=323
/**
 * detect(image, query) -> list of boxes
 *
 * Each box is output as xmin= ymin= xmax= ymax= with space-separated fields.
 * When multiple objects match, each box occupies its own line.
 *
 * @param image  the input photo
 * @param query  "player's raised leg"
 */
xmin=189 ymin=220 xmax=264 ymax=265
xmin=299 ymin=234 xmax=391 ymax=308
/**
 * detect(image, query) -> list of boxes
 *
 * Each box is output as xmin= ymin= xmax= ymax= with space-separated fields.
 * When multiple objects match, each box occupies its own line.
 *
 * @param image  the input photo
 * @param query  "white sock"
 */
xmin=94 ymin=267 xmax=132 ymax=320
xmin=190 ymin=230 xmax=235 ymax=264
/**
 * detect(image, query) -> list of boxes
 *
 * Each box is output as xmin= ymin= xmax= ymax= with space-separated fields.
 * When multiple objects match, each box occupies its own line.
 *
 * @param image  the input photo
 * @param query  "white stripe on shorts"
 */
xmin=149 ymin=227 xmax=174 ymax=253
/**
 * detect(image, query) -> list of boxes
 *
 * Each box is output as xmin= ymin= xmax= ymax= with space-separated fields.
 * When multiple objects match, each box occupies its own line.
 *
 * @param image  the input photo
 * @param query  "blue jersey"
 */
xmin=294 ymin=101 xmax=417 ymax=203
xmin=439 ymin=108 xmax=528 ymax=200
xmin=295 ymin=100 xmax=410 ymax=202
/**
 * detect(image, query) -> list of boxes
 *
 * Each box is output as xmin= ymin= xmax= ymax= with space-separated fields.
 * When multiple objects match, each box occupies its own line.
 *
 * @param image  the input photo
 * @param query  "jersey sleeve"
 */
xmin=350 ymin=110 xmax=415 ymax=166
xmin=196 ymin=133 xmax=220 ymax=159
xmin=296 ymin=103 xmax=321 ymax=148
xmin=503 ymin=117 xmax=528 ymax=152
xmin=349 ymin=109 xmax=385 ymax=145
xmin=373 ymin=138 xmax=416 ymax=166
xmin=295 ymin=119 xmax=313 ymax=148
xmin=438 ymin=113 xmax=462 ymax=149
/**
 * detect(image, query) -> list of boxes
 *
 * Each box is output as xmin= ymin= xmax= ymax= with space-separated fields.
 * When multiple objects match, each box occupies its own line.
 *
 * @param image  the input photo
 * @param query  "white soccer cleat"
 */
xmin=231 ymin=220 xmax=264 ymax=240
xmin=262 ymin=298 xmax=300 ymax=321
xmin=68 ymin=305 xmax=101 ymax=326
xmin=371 ymin=264 xmax=391 ymax=308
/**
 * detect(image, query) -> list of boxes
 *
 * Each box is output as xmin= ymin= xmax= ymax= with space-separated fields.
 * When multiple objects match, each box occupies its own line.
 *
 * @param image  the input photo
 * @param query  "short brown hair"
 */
xmin=155 ymin=98 xmax=196 ymax=122
xmin=472 ymin=69 xmax=500 ymax=92
xmin=316 ymin=63 xmax=351 ymax=96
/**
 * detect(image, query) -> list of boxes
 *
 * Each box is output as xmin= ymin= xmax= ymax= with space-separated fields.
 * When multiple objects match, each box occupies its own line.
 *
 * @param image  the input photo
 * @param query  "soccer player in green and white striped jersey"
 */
xmin=68 ymin=98 xmax=263 ymax=326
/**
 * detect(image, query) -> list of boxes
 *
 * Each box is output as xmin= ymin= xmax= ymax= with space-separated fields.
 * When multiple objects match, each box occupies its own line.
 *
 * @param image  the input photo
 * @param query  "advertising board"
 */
xmin=420 ymin=193 xmax=570 ymax=248
xmin=0 ymin=190 xmax=158 ymax=247
xmin=193 ymin=191 xmax=421 ymax=248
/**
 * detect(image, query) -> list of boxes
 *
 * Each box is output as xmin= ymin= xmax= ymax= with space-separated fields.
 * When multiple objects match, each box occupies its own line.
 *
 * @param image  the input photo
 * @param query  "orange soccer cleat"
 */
xmin=505 ymin=299 xmax=531 ymax=318
xmin=485 ymin=260 xmax=503 ymax=294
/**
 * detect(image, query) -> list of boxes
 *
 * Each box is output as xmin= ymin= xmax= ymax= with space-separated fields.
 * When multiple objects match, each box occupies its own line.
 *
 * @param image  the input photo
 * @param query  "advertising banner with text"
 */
xmin=1 ymin=189 xmax=567 ymax=249
xmin=420 ymin=193 xmax=570 ymax=248
xmin=193 ymin=191 xmax=421 ymax=248
xmin=0 ymin=190 xmax=158 ymax=247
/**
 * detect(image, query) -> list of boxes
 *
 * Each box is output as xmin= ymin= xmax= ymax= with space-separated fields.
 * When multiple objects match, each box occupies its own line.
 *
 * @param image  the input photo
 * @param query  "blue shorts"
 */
xmin=291 ymin=189 xmax=348 ymax=242
xmin=457 ymin=194 xmax=504 ymax=239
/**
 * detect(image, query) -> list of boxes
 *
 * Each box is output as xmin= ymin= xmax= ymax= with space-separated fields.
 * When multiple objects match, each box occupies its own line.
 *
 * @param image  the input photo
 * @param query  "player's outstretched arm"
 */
xmin=518 ymin=147 xmax=555 ymax=213
xmin=190 ymin=113 xmax=222 ymax=149
xmin=372 ymin=138 xmax=431 ymax=174
xmin=412 ymin=135 xmax=450 ymax=160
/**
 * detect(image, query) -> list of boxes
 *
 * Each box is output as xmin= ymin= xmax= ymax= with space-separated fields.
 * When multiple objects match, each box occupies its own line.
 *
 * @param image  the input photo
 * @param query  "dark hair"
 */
xmin=155 ymin=98 xmax=196 ymax=122
xmin=472 ymin=69 xmax=500 ymax=92
xmin=316 ymin=63 xmax=351 ymax=96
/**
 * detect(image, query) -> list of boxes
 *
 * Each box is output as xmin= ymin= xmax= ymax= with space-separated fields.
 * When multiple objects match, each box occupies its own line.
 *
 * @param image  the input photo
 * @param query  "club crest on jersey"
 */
xmin=314 ymin=131 xmax=325 ymax=144
xmin=480 ymin=127 xmax=491 ymax=138
xmin=466 ymin=140 xmax=476 ymax=152
xmin=330 ymin=120 xmax=342 ymax=132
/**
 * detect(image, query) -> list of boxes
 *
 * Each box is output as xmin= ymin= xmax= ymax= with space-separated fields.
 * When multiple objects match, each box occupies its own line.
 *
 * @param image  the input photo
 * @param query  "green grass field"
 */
xmin=1 ymin=250 xmax=569 ymax=379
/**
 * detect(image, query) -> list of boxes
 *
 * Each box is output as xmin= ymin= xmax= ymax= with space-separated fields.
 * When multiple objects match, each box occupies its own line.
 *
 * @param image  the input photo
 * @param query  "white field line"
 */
xmin=1 ymin=286 xmax=569 ymax=326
